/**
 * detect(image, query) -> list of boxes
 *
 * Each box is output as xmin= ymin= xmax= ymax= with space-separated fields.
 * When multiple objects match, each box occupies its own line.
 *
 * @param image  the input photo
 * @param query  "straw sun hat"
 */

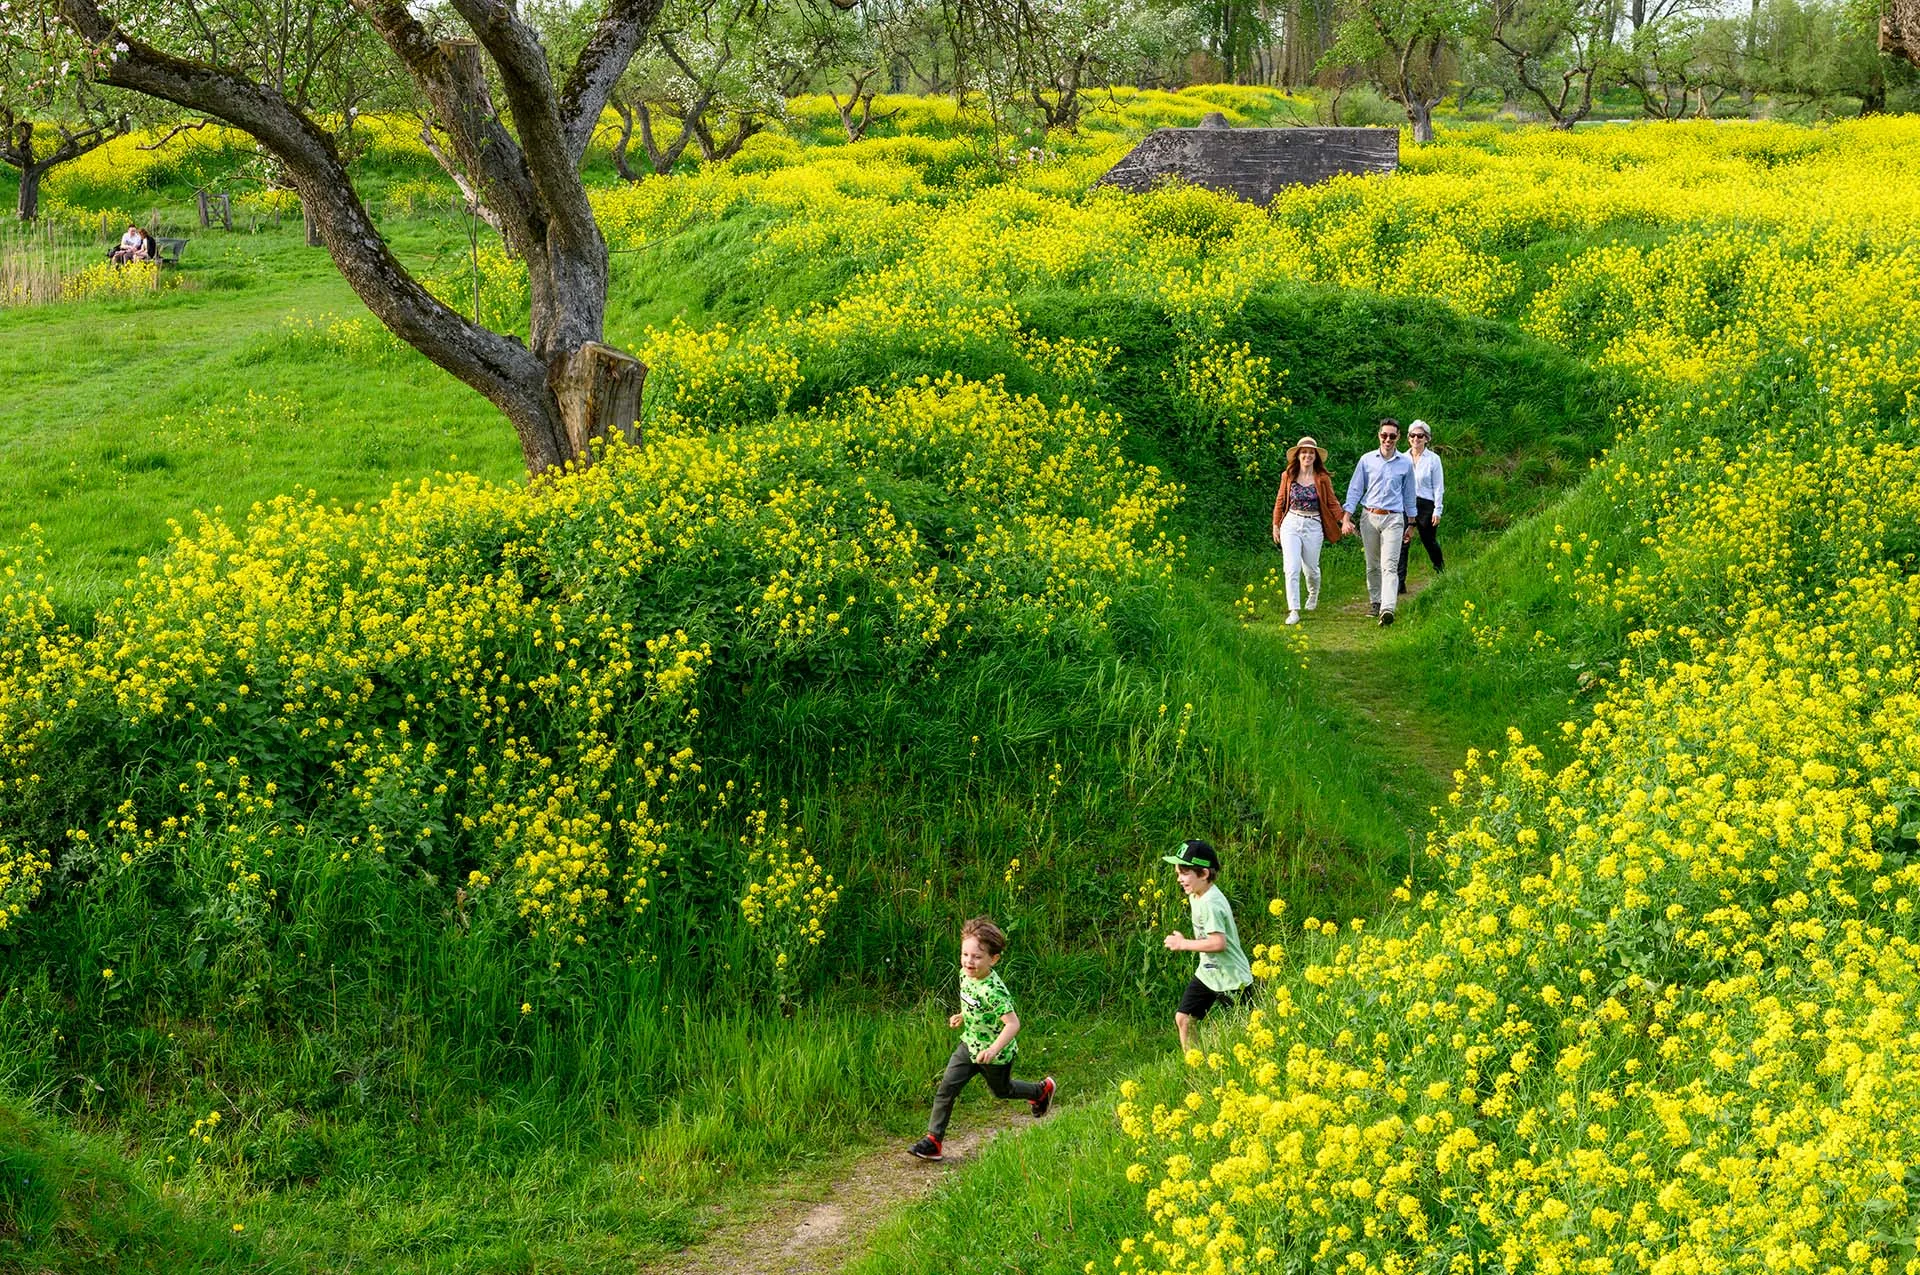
xmin=1285 ymin=436 xmax=1329 ymax=470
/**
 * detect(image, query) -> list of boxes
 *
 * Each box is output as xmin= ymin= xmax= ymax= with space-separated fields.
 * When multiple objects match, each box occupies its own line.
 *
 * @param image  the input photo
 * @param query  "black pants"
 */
xmin=926 ymin=1041 xmax=1042 ymax=1138
xmin=1398 ymin=496 xmax=1443 ymax=585
xmin=1177 ymin=976 xmax=1255 ymax=1021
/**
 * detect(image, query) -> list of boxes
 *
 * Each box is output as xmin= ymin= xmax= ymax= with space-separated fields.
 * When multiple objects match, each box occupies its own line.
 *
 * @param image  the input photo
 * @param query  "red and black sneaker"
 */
xmin=909 ymin=1135 xmax=943 ymax=1161
xmin=1029 ymin=1076 xmax=1056 ymax=1118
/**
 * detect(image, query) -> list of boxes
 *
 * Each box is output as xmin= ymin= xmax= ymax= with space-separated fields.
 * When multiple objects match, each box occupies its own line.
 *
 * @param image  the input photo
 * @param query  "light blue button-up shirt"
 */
xmin=1343 ymin=449 xmax=1416 ymax=518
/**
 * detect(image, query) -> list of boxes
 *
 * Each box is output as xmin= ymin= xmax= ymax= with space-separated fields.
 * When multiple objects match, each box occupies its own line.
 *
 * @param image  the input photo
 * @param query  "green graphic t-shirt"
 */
xmin=1189 ymin=887 xmax=1253 ymax=993
xmin=960 ymin=970 xmax=1018 ymax=1063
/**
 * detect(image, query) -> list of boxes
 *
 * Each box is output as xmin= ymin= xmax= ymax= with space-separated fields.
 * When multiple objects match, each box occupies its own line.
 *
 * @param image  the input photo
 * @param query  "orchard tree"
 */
xmin=1626 ymin=13 xmax=1739 ymax=116
xmin=1 ymin=8 xmax=129 ymax=221
xmin=50 ymin=0 xmax=670 ymax=475
xmin=1198 ymin=0 xmax=1276 ymax=81
xmin=1279 ymin=0 xmax=1343 ymax=85
xmin=1479 ymin=0 xmax=1629 ymax=127
xmin=797 ymin=0 xmax=908 ymax=141
xmin=1322 ymin=0 xmax=1472 ymax=140
xmin=939 ymin=0 xmax=1179 ymax=132
xmin=595 ymin=0 xmax=807 ymax=178
xmin=1748 ymin=0 xmax=1903 ymax=113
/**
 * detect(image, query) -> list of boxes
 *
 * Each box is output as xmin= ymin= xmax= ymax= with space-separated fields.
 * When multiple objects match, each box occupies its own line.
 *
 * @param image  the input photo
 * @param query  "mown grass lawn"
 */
xmin=0 ymin=222 xmax=521 ymax=611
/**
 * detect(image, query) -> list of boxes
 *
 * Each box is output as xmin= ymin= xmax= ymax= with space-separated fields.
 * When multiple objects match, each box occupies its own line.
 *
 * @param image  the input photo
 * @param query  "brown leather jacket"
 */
xmin=1272 ymin=469 xmax=1344 ymax=543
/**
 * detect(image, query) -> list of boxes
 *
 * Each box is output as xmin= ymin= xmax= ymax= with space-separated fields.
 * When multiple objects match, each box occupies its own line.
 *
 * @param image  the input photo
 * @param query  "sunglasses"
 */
xmin=1410 ymin=432 xmax=1428 ymax=439
xmin=1379 ymin=432 xmax=1399 ymax=440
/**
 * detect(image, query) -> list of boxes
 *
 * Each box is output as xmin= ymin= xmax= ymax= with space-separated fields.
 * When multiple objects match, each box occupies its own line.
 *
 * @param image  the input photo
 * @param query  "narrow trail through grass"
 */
xmin=641 ymin=1105 xmax=1036 ymax=1275
xmin=1264 ymin=568 xmax=1460 ymax=790
xmin=646 ymin=539 xmax=1485 ymax=1275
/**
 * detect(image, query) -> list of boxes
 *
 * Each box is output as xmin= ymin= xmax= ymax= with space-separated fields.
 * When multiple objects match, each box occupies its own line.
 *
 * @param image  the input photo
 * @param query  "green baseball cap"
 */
xmin=1162 ymin=838 xmax=1220 ymax=870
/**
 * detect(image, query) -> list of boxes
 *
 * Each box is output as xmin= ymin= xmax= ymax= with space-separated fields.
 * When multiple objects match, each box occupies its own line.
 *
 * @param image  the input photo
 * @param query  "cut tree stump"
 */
xmin=548 ymin=343 xmax=647 ymax=460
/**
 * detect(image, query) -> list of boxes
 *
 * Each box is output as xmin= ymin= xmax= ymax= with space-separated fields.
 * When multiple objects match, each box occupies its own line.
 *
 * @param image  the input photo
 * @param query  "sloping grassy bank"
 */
xmin=852 ymin=118 xmax=1920 ymax=1275
xmin=20 ymin=97 xmax=1903 ymax=1271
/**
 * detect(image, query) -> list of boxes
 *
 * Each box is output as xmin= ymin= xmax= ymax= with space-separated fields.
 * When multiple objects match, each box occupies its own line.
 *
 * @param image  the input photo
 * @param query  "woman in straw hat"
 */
xmin=1270 ymin=436 xmax=1345 ymax=625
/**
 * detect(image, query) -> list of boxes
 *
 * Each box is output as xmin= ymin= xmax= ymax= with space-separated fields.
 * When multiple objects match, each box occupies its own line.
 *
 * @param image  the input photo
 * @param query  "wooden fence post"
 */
xmin=196 ymin=190 xmax=210 ymax=229
xmin=218 ymin=193 xmax=232 ymax=231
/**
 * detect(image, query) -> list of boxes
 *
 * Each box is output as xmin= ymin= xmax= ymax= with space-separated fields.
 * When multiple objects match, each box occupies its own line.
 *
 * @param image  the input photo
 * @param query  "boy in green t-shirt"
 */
xmin=1162 ymin=838 xmax=1254 ymax=1052
xmin=909 ymin=915 xmax=1056 ymax=1162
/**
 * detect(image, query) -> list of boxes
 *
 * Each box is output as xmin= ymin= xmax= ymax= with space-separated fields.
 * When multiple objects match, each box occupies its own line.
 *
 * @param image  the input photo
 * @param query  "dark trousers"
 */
xmin=1398 ymin=496 xmax=1443 ymax=585
xmin=926 ymin=1041 xmax=1042 ymax=1138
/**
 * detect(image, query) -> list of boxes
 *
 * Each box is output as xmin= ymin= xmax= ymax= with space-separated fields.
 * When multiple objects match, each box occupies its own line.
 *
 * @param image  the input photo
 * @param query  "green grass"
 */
xmin=0 ymin=1096 xmax=270 ymax=1273
xmin=0 ymin=222 xmax=522 ymax=612
xmin=3 ymin=999 xmax=1163 ymax=1273
xmin=846 ymin=1058 xmax=1182 ymax=1275
xmin=0 ymin=108 xmax=1637 ymax=1273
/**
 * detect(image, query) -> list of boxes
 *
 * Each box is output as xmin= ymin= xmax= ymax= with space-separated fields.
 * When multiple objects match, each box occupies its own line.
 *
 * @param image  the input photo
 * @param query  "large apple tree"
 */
xmin=52 ymin=0 xmax=673 ymax=474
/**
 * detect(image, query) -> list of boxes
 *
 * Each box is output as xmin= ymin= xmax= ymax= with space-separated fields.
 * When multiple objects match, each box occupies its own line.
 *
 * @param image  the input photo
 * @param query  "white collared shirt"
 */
xmin=1411 ymin=450 xmax=1444 ymax=517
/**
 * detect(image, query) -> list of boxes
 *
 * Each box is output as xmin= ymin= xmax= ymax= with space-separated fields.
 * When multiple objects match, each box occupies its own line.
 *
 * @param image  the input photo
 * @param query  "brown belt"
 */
xmin=1365 ymin=506 xmax=1401 ymax=516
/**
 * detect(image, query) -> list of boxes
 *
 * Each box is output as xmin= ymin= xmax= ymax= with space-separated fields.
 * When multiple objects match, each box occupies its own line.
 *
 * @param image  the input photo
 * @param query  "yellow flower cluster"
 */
xmin=186 ymin=1108 xmax=222 ymax=1145
xmin=1170 ymin=340 xmax=1291 ymax=478
xmin=638 ymin=318 xmax=803 ymax=440
xmin=42 ymin=126 xmax=244 ymax=213
xmin=385 ymin=175 xmax=461 ymax=220
xmin=273 ymin=311 xmax=400 ymax=362
xmin=0 ymin=836 xmax=47 ymax=931
xmin=59 ymin=259 xmax=165 ymax=302
xmin=738 ymin=803 xmax=841 ymax=997
xmin=425 ymin=241 xmax=529 ymax=335
xmin=0 ymin=356 xmax=1169 ymax=971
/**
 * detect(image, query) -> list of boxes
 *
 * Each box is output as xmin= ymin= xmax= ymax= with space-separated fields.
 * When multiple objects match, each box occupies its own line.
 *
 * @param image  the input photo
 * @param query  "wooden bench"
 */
xmin=154 ymin=237 xmax=188 ymax=266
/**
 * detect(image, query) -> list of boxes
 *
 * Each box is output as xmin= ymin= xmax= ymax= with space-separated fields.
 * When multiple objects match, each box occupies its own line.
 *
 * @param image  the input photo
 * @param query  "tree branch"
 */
xmin=351 ymin=2 xmax=541 ymax=253
xmin=139 ymin=118 xmax=214 ymax=150
xmin=419 ymin=119 xmax=504 ymax=234
xmin=446 ymin=0 xmax=598 ymax=257
xmin=59 ymin=0 xmax=553 ymax=443
xmin=558 ymin=0 xmax=670 ymax=162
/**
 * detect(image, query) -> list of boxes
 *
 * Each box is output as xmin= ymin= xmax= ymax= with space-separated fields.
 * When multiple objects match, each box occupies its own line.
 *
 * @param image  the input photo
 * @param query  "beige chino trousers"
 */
xmin=1359 ymin=509 xmax=1406 ymax=614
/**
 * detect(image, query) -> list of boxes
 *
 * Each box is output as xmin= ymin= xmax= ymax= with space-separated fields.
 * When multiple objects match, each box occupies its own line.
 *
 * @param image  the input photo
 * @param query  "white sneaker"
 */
xmin=1305 ymin=591 xmax=1318 ymax=611
xmin=1285 ymin=611 xmax=1300 ymax=626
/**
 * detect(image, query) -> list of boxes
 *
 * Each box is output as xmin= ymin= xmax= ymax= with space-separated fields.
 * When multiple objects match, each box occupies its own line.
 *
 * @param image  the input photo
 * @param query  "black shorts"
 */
xmin=1177 ymin=977 xmax=1255 ymax=1020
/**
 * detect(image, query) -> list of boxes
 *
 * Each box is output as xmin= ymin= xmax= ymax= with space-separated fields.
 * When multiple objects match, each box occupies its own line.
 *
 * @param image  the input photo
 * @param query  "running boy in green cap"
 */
xmin=1162 ymin=838 xmax=1254 ymax=1052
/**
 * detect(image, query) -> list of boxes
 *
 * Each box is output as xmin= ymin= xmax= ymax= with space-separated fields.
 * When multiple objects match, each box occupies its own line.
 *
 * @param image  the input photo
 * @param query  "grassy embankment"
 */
xmin=0 ymin=90 xmax=1632 ymax=1273
xmin=854 ymin=119 xmax=1920 ymax=1275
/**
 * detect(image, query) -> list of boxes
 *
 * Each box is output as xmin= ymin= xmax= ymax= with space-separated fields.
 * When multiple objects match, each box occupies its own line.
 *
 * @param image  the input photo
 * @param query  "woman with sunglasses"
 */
xmin=1397 ymin=420 xmax=1445 ymax=587
xmin=1270 ymin=435 xmax=1344 ymax=625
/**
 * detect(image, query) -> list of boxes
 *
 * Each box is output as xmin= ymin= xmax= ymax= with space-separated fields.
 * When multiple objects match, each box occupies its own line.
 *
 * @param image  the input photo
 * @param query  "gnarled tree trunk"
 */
xmin=15 ymin=164 xmax=47 ymax=222
xmin=1883 ymin=0 xmax=1920 ymax=67
xmin=1407 ymin=98 xmax=1436 ymax=143
xmin=58 ymin=0 xmax=667 ymax=476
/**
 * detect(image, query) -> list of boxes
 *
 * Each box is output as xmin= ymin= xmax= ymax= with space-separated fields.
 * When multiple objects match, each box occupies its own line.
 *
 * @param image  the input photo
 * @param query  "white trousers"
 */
xmin=1280 ymin=511 xmax=1323 ymax=613
xmin=1360 ymin=510 xmax=1406 ymax=613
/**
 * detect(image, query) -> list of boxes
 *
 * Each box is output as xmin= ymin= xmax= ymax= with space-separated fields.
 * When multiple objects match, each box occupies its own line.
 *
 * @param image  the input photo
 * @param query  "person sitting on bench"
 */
xmin=110 ymin=224 xmax=155 ymax=265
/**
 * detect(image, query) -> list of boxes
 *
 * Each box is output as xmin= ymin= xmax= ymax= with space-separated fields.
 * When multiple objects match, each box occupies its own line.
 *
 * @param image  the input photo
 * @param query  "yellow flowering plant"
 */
xmin=1104 ymin=115 xmax=1920 ymax=1275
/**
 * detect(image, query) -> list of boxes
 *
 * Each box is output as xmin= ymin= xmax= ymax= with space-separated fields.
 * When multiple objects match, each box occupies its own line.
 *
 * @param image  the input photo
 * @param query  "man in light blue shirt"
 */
xmin=1340 ymin=418 xmax=1416 ymax=625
